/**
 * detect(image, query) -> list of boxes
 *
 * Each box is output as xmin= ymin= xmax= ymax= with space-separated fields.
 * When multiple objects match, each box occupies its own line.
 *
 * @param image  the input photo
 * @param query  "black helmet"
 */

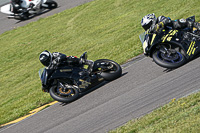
xmin=39 ymin=50 xmax=52 ymax=67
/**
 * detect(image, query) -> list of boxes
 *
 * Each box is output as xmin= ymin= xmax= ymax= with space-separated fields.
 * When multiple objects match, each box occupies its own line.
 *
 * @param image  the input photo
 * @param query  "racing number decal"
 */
xmin=162 ymin=30 xmax=178 ymax=42
xmin=187 ymin=41 xmax=196 ymax=56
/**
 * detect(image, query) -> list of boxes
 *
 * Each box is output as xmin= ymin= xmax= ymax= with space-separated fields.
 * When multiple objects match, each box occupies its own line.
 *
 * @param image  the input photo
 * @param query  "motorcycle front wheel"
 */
xmin=152 ymin=44 xmax=187 ymax=69
xmin=95 ymin=59 xmax=122 ymax=81
xmin=49 ymin=80 xmax=79 ymax=103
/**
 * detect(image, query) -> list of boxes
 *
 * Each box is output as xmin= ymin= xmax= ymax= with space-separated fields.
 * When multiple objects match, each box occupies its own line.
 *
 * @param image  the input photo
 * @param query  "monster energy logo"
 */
xmin=187 ymin=41 xmax=196 ymax=56
xmin=162 ymin=30 xmax=178 ymax=42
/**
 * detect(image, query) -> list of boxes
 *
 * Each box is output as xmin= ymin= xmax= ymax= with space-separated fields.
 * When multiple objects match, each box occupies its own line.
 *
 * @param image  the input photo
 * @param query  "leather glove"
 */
xmin=193 ymin=22 xmax=200 ymax=30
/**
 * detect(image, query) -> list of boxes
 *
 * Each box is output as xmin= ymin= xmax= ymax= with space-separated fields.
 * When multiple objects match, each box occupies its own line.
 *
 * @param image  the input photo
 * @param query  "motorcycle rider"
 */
xmin=11 ymin=0 xmax=39 ymax=14
xmin=141 ymin=13 xmax=200 ymax=33
xmin=39 ymin=50 xmax=94 ymax=73
xmin=39 ymin=50 xmax=97 ymax=90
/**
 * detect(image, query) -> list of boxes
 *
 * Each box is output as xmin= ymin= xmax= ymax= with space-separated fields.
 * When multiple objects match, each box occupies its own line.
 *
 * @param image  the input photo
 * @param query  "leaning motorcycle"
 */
xmin=139 ymin=16 xmax=200 ymax=69
xmin=0 ymin=0 xmax=57 ymax=20
xmin=39 ymin=52 xmax=122 ymax=103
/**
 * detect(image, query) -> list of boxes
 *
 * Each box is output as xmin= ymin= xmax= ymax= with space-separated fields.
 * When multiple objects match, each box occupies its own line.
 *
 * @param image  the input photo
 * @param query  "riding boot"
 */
xmin=85 ymin=60 xmax=94 ymax=74
xmin=193 ymin=22 xmax=200 ymax=30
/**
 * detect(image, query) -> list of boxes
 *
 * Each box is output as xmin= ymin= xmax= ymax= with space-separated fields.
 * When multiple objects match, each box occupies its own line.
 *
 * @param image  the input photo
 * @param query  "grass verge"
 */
xmin=1 ymin=0 xmax=200 ymax=127
xmin=109 ymin=91 xmax=200 ymax=133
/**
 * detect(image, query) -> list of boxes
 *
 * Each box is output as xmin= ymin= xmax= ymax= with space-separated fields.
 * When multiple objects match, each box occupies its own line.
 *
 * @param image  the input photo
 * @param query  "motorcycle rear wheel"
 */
xmin=95 ymin=59 xmax=122 ymax=81
xmin=152 ymin=44 xmax=187 ymax=69
xmin=49 ymin=81 xmax=79 ymax=103
xmin=19 ymin=12 xmax=30 ymax=20
xmin=45 ymin=1 xmax=58 ymax=9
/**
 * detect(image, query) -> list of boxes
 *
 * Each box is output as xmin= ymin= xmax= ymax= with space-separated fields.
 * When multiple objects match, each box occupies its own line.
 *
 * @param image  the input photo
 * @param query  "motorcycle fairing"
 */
xmin=49 ymin=66 xmax=77 ymax=80
xmin=39 ymin=68 xmax=54 ymax=91
xmin=186 ymin=41 xmax=196 ymax=56
xmin=167 ymin=31 xmax=200 ymax=59
xmin=161 ymin=30 xmax=178 ymax=42
xmin=0 ymin=4 xmax=14 ymax=15
xmin=78 ymin=79 xmax=91 ymax=89
xmin=139 ymin=32 xmax=149 ymax=54
xmin=186 ymin=16 xmax=195 ymax=22
xmin=77 ymin=74 xmax=104 ymax=92
xmin=20 ymin=0 xmax=43 ymax=8
xmin=145 ymin=29 xmax=199 ymax=59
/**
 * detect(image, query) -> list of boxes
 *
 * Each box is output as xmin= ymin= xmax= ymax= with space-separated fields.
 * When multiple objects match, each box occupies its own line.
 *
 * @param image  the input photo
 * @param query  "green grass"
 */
xmin=109 ymin=91 xmax=200 ymax=133
xmin=1 ymin=0 xmax=200 ymax=127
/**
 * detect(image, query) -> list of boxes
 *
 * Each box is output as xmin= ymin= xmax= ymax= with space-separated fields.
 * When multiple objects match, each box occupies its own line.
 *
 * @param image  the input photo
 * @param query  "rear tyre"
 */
xmin=95 ymin=59 xmax=122 ymax=81
xmin=46 ymin=1 xmax=58 ymax=9
xmin=19 ymin=12 xmax=30 ymax=20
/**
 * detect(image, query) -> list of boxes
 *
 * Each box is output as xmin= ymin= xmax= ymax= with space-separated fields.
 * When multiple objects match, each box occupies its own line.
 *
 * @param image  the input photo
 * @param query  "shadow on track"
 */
xmin=59 ymin=72 xmax=128 ymax=106
xmin=162 ymin=54 xmax=200 ymax=73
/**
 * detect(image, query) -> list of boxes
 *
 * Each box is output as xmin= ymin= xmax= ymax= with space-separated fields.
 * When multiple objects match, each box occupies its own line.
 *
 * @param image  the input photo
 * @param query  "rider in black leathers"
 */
xmin=39 ymin=50 xmax=97 ymax=90
xmin=141 ymin=13 xmax=200 ymax=33
xmin=39 ymin=50 xmax=94 ymax=72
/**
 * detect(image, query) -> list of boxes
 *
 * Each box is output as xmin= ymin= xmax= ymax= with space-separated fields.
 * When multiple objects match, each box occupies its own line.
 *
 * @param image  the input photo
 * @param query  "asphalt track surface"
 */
xmin=1 ymin=1 xmax=200 ymax=133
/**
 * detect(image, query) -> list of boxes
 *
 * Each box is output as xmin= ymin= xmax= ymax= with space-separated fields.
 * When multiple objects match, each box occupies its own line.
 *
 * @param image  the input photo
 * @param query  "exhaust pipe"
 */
xmin=8 ymin=15 xmax=22 ymax=20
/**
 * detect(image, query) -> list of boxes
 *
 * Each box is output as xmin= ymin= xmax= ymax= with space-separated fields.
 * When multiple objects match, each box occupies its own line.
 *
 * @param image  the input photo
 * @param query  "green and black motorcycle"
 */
xmin=139 ymin=16 xmax=200 ymax=69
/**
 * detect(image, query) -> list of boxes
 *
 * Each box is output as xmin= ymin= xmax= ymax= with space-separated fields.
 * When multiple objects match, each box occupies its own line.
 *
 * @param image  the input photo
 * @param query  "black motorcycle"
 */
xmin=139 ymin=16 xmax=200 ymax=69
xmin=39 ymin=52 xmax=122 ymax=103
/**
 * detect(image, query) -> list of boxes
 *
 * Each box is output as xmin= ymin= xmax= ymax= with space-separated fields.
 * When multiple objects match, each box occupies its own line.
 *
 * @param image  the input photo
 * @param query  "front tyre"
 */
xmin=152 ymin=44 xmax=187 ymax=69
xmin=49 ymin=81 xmax=79 ymax=103
xmin=95 ymin=59 xmax=122 ymax=81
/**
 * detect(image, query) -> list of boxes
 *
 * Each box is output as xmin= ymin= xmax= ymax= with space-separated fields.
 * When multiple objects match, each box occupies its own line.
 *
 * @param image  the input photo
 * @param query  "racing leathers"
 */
xmin=11 ymin=0 xmax=42 ymax=14
xmin=48 ymin=52 xmax=94 ymax=73
xmin=149 ymin=16 xmax=200 ymax=33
